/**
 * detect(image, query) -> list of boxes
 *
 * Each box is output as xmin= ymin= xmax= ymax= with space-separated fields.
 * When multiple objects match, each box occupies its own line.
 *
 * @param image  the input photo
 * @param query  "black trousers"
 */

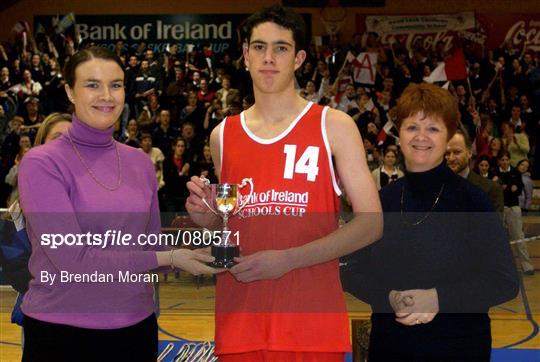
xmin=22 ymin=314 xmax=158 ymax=362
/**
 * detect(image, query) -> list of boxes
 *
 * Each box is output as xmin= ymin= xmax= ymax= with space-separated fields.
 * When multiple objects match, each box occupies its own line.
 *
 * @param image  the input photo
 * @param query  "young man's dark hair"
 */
xmin=244 ymin=4 xmax=307 ymax=53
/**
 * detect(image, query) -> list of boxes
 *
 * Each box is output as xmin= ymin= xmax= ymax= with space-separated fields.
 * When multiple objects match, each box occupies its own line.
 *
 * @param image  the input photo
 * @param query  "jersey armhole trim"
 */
xmin=321 ymin=106 xmax=342 ymax=196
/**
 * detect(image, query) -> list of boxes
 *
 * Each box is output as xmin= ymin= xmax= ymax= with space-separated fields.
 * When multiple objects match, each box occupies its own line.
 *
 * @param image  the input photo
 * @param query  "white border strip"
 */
xmin=321 ymin=106 xmax=342 ymax=196
xmin=219 ymin=117 xmax=227 ymax=170
xmin=240 ymin=102 xmax=313 ymax=145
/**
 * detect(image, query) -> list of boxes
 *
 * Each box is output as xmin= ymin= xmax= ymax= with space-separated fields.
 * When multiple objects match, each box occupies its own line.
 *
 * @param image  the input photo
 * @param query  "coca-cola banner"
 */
xmin=477 ymin=13 xmax=540 ymax=52
xmin=357 ymin=12 xmax=539 ymax=53
xmin=365 ymin=12 xmax=475 ymax=35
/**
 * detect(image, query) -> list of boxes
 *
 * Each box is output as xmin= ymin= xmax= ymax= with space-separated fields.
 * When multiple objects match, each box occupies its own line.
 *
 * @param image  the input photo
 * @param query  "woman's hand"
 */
xmin=171 ymin=248 xmax=223 ymax=275
xmin=389 ymin=290 xmax=414 ymax=313
xmin=391 ymin=288 xmax=439 ymax=326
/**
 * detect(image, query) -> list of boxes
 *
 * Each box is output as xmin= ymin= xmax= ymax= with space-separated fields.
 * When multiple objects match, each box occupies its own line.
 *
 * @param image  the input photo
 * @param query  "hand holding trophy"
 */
xmin=201 ymin=177 xmax=254 ymax=268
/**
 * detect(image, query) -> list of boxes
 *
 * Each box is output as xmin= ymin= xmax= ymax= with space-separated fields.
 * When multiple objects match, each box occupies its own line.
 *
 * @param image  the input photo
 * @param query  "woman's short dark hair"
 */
xmin=245 ymin=4 xmax=307 ymax=53
xmin=63 ymin=46 xmax=125 ymax=87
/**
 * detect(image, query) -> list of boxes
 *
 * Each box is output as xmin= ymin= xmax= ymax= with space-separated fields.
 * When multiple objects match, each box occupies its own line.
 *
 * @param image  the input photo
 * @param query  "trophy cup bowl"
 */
xmin=202 ymin=178 xmax=253 ymax=268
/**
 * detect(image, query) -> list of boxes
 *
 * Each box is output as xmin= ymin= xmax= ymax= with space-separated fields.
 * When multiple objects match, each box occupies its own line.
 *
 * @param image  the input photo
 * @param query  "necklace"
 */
xmin=67 ymin=131 xmax=122 ymax=191
xmin=400 ymin=183 xmax=444 ymax=226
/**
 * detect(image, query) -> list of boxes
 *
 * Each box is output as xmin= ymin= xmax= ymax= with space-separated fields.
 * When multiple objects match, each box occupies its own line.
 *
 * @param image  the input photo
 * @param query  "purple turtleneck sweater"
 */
xmin=18 ymin=115 xmax=162 ymax=329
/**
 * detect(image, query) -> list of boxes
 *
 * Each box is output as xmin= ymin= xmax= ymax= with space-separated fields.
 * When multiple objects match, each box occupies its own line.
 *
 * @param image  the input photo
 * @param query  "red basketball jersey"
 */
xmin=216 ymin=102 xmax=350 ymax=354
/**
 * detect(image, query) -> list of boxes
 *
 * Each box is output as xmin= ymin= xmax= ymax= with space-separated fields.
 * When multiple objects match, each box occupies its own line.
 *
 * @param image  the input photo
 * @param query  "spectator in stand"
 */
xmin=1 ymin=116 xmax=25 ymax=167
xmin=124 ymin=55 xmax=139 ymax=115
xmin=196 ymin=77 xmax=215 ymax=108
xmin=137 ymin=93 xmax=161 ymax=133
xmin=10 ymin=58 xmax=23 ymax=84
xmin=202 ymin=99 xmax=224 ymax=141
xmin=140 ymin=133 xmax=165 ymax=191
xmin=114 ymin=40 xmax=128 ymax=59
xmin=350 ymin=93 xmax=378 ymax=134
xmin=508 ymin=105 xmax=525 ymax=133
xmin=446 ymin=129 xmax=504 ymax=213
xmin=195 ymin=143 xmax=218 ymax=184
xmin=474 ymin=113 xmax=493 ymax=157
xmin=42 ymin=57 xmax=69 ymax=114
xmin=215 ymin=75 xmax=240 ymax=113
xmin=122 ymin=119 xmax=141 ymax=148
xmin=144 ymin=49 xmax=161 ymax=81
xmin=486 ymin=137 xmax=504 ymax=174
xmin=334 ymin=83 xmax=357 ymax=112
xmin=300 ymin=80 xmax=319 ymax=103
xmin=296 ymin=60 xmax=314 ymax=88
xmin=486 ymin=98 xmax=503 ymax=128
xmin=165 ymin=67 xmax=189 ymax=122
xmin=517 ymin=159 xmax=533 ymax=213
xmin=371 ymin=148 xmax=404 ymax=190
xmin=18 ymin=69 xmax=42 ymax=104
xmin=21 ymin=97 xmax=44 ymax=140
xmin=152 ymin=109 xmax=179 ymax=154
xmin=134 ymin=59 xmax=157 ymax=115
xmin=375 ymin=90 xmax=393 ymax=125
xmin=180 ymin=122 xmax=201 ymax=164
xmin=162 ymin=137 xmax=190 ymax=213
xmin=1 ymin=66 xmax=12 ymax=91
xmin=225 ymin=101 xmax=243 ymax=116
xmin=188 ymin=70 xmax=201 ymax=91
xmin=475 ymin=155 xmax=495 ymax=179
xmin=501 ymin=121 xmax=529 ymax=167
xmin=179 ymin=91 xmax=205 ymax=128
xmin=5 ymin=144 xmax=30 ymax=206
xmin=0 ymin=104 xmax=8 ymax=143
xmin=29 ymin=54 xmax=45 ymax=85
xmin=494 ymin=151 xmax=534 ymax=275
xmin=519 ymin=95 xmax=535 ymax=139
xmin=364 ymin=135 xmax=379 ymax=171
xmin=33 ymin=112 xmax=71 ymax=146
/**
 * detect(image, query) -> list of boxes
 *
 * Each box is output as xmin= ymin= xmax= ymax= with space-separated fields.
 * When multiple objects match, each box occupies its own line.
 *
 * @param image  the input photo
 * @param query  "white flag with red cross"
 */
xmin=346 ymin=51 xmax=378 ymax=85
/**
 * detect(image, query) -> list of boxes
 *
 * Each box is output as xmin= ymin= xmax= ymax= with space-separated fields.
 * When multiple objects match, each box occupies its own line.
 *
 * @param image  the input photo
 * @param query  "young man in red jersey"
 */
xmin=186 ymin=5 xmax=382 ymax=361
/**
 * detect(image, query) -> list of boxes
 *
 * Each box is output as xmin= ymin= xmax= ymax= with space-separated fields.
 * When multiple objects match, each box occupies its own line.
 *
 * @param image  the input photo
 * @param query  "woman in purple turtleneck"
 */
xmin=18 ymin=47 xmax=220 ymax=362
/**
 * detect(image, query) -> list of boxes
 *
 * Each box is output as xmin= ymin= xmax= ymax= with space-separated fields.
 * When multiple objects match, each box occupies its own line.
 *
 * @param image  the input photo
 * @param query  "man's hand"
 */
xmin=230 ymin=250 xmax=293 ymax=283
xmin=185 ymin=176 xmax=220 ymax=228
xmin=186 ymin=176 xmax=210 ymax=213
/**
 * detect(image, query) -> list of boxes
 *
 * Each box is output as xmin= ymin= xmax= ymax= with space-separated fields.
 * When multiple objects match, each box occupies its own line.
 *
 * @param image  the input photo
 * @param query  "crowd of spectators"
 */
xmin=1 ymin=29 xmax=539 ymax=214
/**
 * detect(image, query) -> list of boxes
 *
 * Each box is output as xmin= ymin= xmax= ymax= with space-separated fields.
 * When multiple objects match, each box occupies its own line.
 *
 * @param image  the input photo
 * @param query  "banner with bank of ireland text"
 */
xmin=33 ymin=14 xmax=312 ymax=55
xmin=356 ymin=12 xmax=539 ymax=54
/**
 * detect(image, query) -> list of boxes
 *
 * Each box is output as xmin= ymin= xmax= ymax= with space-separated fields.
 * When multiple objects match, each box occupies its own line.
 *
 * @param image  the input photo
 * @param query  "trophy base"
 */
xmin=210 ymin=245 xmax=239 ymax=269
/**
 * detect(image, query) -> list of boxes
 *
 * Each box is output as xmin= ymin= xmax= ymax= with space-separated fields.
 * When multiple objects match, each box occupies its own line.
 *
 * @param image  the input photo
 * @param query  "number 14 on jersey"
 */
xmin=283 ymin=144 xmax=319 ymax=182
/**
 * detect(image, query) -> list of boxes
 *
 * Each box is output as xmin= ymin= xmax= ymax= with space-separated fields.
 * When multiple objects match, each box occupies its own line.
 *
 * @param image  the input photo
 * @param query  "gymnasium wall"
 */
xmin=1 ymin=0 xmax=539 ymax=42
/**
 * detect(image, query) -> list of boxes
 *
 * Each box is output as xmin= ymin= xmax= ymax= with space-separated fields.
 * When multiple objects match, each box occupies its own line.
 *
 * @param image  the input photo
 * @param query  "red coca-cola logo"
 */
xmin=368 ymin=32 xmax=456 ymax=52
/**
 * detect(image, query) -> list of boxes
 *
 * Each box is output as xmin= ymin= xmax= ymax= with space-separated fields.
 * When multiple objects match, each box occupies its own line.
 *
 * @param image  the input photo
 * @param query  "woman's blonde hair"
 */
xmin=34 ymin=113 xmax=72 ymax=146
